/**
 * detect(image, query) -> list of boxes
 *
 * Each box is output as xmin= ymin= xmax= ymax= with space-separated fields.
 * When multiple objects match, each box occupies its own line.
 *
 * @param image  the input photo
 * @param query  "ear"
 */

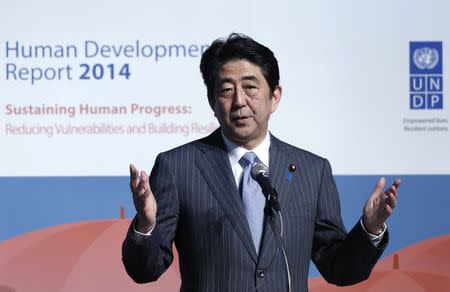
xmin=270 ymin=85 xmax=282 ymax=113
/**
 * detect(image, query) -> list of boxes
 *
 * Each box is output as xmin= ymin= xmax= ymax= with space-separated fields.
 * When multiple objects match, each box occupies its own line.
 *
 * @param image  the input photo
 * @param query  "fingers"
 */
xmin=363 ymin=177 xmax=401 ymax=232
xmin=384 ymin=184 xmax=397 ymax=198
xmin=372 ymin=177 xmax=386 ymax=197
xmin=385 ymin=204 xmax=393 ymax=216
xmin=134 ymin=170 xmax=149 ymax=198
xmin=138 ymin=170 xmax=150 ymax=193
xmin=382 ymin=178 xmax=401 ymax=210
xmin=385 ymin=192 xmax=397 ymax=209
xmin=129 ymin=164 xmax=150 ymax=198
xmin=384 ymin=179 xmax=401 ymax=199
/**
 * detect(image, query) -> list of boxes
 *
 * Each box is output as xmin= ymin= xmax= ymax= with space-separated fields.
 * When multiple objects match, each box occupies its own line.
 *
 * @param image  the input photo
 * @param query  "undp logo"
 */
xmin=409 ymin=42 xmax=443 ymax=109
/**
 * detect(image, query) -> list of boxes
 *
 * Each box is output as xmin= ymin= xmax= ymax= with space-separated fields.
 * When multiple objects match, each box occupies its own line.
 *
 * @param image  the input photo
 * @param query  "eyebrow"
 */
xmin=219 ymin=75 xmax=259 ymax=84
xmin=241 ymin=75 xmax=258 ymax=82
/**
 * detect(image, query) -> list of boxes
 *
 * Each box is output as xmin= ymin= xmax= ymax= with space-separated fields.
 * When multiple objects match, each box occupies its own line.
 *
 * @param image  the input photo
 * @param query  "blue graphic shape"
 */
xmin=410 ymin=76 xmax=426 ymax=92
xmin=427 ymin=76 xmax=443 ymax=92
xmin=410 ymin=94 xmax=426 ymax=109
xmin=427 ymin=94 xmax=443 ymax=109
xmin=410 ymin=42 xmax=442 ymax=74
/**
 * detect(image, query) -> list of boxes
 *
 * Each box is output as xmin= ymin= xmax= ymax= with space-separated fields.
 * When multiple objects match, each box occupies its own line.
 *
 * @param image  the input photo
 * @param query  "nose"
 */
xmin=232 ymin=87 xmax=246 ymax=108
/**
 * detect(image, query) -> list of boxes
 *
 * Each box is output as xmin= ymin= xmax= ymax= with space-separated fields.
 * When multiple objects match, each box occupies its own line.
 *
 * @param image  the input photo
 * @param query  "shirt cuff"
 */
xmin=359 ymin=218 xmax=386 ymax=247
xmin=133 ymin=221 xmax=156 ymax=236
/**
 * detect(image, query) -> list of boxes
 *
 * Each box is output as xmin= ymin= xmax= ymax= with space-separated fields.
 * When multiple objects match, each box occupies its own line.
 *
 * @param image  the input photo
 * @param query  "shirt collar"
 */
xmin=221 ymin=131 xmax=270 ymax=167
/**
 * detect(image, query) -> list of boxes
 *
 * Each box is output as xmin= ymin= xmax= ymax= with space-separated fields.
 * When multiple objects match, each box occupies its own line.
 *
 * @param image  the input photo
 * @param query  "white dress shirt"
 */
xmin=221 ymin=131 xmax=270 ymax=189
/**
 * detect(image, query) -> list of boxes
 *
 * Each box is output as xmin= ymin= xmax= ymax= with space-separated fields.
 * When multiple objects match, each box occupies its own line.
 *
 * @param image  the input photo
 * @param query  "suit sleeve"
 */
xmin=311 ymin=159 xmax=388 ymax=286
xmin=122 ymin=153 xmax=179 ymax=283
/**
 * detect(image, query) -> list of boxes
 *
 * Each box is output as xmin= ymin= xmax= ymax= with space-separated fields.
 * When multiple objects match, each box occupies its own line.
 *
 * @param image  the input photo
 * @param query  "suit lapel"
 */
xmin=258 ymin=134 xmax=294 ymax=267
xmin=194 ymin=130 xmax=258 ymax=263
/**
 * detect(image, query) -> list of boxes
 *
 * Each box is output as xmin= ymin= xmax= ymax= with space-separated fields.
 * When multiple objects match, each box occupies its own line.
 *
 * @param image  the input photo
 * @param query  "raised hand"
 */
xmin=129 ymin=164 xmax=157 ymax=233
xmin=362 ymin=177 xmax=401 ymax=235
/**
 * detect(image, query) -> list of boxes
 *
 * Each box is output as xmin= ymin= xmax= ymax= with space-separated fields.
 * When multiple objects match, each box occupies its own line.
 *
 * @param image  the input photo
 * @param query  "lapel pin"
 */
xmin=286 ymin=163 xmax=296 ymax=182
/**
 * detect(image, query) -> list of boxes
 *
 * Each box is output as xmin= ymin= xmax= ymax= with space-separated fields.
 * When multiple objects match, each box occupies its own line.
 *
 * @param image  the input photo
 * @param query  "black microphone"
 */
xmin=251 ymin=164 xmax=289 ymax=291
xmin=251 ymin=163 xmax=281 ymax=212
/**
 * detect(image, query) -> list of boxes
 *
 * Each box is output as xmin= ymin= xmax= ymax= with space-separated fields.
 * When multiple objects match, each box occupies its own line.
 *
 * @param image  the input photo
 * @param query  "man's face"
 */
xmin=212 ymin=59 xmax=281 ymax=149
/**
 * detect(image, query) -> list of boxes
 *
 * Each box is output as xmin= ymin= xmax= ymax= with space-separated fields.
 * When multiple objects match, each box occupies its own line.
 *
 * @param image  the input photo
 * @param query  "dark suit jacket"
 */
xmin=122 ymin=129 xmax=388 ymax=292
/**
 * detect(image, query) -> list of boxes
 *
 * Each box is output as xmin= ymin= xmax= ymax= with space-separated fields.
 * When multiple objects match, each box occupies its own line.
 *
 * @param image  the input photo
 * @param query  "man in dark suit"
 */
xmin=122 ymin=33 xmax=400 ymax=292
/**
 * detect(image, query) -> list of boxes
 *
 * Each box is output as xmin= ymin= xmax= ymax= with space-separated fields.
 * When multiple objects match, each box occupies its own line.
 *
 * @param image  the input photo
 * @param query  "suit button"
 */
xmin=256 ymin=269 xmax=265 ymax=278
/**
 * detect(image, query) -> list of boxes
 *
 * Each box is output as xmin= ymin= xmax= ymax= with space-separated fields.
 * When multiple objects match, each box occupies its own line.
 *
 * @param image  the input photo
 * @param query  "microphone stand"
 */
xmin=265 ymin=188 xmax=291 ymax=292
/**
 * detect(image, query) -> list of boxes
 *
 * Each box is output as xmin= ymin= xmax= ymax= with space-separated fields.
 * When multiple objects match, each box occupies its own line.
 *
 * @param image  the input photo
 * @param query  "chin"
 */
xmin=231 ymin=127 xmax=252 ymax=138
xmin=232 ymin=133 xmax=255 ymax=145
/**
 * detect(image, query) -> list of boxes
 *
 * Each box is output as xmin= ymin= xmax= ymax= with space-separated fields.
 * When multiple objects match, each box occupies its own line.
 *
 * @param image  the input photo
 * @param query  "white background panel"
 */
xmin=1 ymin=0 xmax=449 ymax=176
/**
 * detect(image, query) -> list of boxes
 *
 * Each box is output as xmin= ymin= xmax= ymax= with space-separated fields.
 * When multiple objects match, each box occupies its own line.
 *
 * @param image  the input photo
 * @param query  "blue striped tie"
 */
xmin=239 ymin=152 xmax=266 ymax=254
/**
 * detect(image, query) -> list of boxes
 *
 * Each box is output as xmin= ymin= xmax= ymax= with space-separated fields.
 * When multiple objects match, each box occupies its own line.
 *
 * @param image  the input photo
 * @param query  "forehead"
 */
xmin=217 ymin=59 xmax=265 ymax=82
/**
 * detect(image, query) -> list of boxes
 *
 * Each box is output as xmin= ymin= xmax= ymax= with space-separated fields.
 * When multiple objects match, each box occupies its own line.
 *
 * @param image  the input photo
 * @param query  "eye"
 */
xmin=219 ymin=86 xmax=234 ymax=95
xmin=221 ymin=87 xmax=232 ymax=93
xmin=244 ymin=84 xmax=258 ymax=94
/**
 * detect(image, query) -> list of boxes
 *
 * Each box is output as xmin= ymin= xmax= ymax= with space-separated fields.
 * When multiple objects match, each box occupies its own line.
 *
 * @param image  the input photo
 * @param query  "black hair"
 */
xmin=200 ymin=33 xmax=280 ymax=108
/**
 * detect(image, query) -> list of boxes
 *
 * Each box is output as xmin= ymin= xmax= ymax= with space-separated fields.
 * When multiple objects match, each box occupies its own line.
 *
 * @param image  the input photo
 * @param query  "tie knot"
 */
xmin=239 ymin=152 xmax=257 ymax=168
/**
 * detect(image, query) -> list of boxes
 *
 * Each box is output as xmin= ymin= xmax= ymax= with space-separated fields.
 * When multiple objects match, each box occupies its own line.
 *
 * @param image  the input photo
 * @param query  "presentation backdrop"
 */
xmin=1 ymin=1 xmax=449 ymax=291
